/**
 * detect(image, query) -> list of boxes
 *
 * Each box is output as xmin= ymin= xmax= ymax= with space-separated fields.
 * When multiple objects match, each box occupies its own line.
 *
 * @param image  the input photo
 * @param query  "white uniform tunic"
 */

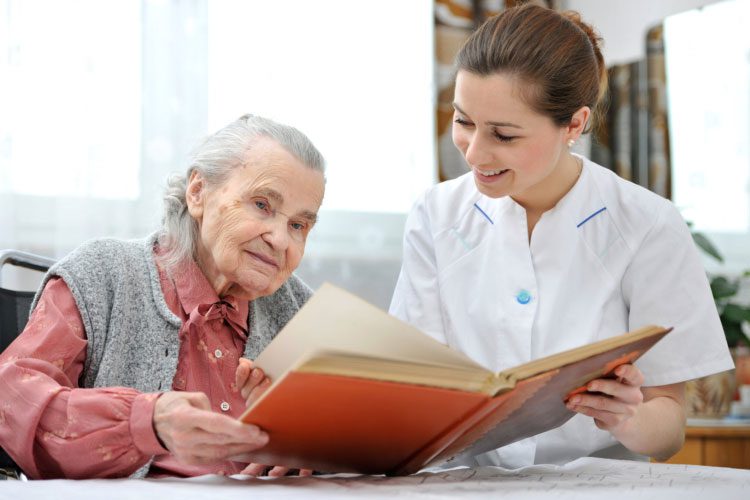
xmin=389 ymin=157 xmax=734 ymax=468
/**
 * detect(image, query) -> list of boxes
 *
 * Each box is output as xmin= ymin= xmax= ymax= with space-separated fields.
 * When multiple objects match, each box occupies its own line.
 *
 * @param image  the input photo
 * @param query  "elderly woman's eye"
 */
xmin=254 ymin=200 xmax=269 ymax=211
xmin=290 ymin=221 xmax=306 ymax=231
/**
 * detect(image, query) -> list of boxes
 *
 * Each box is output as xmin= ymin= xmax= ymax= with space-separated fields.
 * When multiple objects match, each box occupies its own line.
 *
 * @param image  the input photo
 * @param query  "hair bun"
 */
xmin=561 ymin=11 xmax=604 ymax=60
xmin=561 ymin=10 xmax=607 ymax=105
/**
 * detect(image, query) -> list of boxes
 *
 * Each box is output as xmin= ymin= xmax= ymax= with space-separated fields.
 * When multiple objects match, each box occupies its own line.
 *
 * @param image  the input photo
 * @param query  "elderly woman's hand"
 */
xmin=234 ymin=358 xmax=314 ymax=477
xmin=234 ymin=357 xmax=272 ymax=407
xmin=153 ymin=391 xmax=269 ymax=466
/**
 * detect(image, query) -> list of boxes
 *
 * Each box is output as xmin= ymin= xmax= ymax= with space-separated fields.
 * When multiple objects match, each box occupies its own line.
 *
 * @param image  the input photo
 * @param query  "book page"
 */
xmin=255 ymin=283 xmax=488 ymax=382
xmin=296 ymin=351 xmax=499 ymax=393
xmin=494 ymin=325 xmax=671 ymax=387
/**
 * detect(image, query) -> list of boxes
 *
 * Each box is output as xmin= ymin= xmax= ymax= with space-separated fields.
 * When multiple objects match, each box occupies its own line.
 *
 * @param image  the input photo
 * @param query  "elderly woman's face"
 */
xmin=186 ymin=137 xmax=325 ymax=300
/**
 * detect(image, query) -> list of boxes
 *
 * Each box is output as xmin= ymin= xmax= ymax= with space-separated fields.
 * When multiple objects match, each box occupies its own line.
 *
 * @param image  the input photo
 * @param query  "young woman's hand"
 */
xmin=565 ymin=363 xmax=644 ymax=434
xmin=565 ymin=363 xmax=686 ymax=460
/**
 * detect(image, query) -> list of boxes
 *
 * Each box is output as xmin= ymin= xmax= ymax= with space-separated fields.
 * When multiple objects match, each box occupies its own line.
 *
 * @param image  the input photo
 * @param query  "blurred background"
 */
xmin=0 ymin=0 xmax=747 ymax=312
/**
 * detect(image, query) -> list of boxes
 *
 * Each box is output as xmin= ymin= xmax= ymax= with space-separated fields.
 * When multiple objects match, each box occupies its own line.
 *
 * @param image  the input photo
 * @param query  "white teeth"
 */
xmin=477 ymin=168 xmax=508 ymax=176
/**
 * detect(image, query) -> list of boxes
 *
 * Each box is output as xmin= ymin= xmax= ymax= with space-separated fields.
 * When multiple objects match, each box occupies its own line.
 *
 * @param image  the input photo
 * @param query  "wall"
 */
xmin=566 ymin=0 xmax=750 ymax=309
xmin=563 ymin=0 xmax=725 ymax=66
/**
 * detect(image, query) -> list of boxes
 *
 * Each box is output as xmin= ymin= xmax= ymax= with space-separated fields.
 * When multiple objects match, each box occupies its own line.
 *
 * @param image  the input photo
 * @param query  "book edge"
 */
xmin=495 ymin=325 xmax=671 ymax=385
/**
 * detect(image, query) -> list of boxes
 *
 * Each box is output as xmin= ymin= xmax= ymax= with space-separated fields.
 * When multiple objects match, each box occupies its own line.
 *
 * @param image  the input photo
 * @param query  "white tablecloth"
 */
xmin=1 ymin=458 xmax=748 ymax=500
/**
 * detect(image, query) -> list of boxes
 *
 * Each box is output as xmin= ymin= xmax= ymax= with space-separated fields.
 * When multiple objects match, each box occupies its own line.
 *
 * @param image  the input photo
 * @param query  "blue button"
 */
xmin=516 ymin=290 xmax=532 ymax=304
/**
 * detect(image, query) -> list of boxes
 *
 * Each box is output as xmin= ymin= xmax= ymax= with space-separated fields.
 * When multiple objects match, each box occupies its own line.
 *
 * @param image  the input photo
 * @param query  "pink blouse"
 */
xmin=0 ymin=254 xmax=253 ymax=478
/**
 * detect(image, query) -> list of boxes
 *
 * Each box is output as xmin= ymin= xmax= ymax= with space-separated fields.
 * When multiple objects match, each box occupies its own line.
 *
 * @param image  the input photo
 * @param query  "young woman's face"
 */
xmin=451 ymin=70 xmax=571 ymax=203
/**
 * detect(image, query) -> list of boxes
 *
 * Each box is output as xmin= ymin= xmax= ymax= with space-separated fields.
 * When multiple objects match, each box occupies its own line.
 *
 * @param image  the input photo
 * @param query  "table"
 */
xmin=664 ymin=419 xmax=750 ymax=468
xmin=1 ymin=458 xmax=748 ymax=500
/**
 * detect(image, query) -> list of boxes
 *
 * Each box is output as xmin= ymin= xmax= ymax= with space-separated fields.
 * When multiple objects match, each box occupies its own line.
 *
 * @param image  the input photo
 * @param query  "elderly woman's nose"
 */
xmin=261 ymin=218 xmax=291 ymax=250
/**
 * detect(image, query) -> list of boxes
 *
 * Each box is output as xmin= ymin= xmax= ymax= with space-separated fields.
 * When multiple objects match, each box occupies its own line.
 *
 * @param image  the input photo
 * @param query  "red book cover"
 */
xmin=236 ymin=284 xmax=671 ymax=475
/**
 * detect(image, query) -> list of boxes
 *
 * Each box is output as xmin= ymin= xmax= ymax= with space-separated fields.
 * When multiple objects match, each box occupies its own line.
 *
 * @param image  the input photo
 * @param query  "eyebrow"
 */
xmin=254 ymin=187 xmax=319 ymax=224
xmin=452 ymin=102 xmax=522 ymax=129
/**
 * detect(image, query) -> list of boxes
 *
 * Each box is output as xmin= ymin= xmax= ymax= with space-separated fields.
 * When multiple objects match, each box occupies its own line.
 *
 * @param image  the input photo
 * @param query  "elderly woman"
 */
xmin=0 ymin=114 xmax=326 ymax=479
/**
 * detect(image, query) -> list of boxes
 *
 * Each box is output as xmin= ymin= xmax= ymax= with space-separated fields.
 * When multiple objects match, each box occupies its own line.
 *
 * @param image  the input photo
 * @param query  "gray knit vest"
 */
xmin=31 ymin=233 xmax=312 ymax=478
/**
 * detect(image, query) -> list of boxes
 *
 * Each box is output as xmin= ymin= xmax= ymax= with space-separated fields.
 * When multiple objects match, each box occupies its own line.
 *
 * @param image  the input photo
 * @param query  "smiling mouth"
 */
xmin=246 ymin=251 xmax=279 ymax=269
xmin=476 ymin=167 xmax=510 ymax=177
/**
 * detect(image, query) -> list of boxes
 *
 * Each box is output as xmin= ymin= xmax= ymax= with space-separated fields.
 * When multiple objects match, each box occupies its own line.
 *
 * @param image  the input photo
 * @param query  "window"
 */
xmin=1 ymin=0 xmax=435 ymax=306
xmin=207 ymin=0 xmax=436 ymax=214
xmin=0 ymin=0 xmax=141 ymax=199
xmin=665 ymin=0 xmax=750 ymax=272
xmin=665 ymin=0 xmax=750 ymax=234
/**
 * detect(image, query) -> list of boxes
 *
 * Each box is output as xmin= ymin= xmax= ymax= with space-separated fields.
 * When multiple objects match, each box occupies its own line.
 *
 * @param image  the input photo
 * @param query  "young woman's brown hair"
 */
xmin=456 ymin=3 xmax=607 ymax=133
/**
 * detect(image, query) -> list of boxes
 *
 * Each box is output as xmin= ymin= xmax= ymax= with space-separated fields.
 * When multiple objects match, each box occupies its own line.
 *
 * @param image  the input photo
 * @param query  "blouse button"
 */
xmin=214 ymin=349 xmax=223 ymax=359
xmin=516 ymin=290 xmax=532 ymax=305
xmin=220 ymin=401 xmax=230 ymax=412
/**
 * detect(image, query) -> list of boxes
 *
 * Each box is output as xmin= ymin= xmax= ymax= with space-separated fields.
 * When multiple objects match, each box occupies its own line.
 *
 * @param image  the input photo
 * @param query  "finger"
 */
xmin=614 ymin=364 xmax=645 ymax=387
xmin=180 ymin=427 xmax=267 ymax=448
xmin=569 ymin=405 xmax=622 ymax=429
xmin=267 ymin=466 xmax=290 ymax=477
xmin=241 ymin=463 xmax=270 ymax=476
xmin=182 ymin=441 xmax=274 ymax=464
xmin=566 ymin=393 xmax=635 ymax=417
xmin=193 ymin=411 xmax=269 ymax=445
xmin=241 ymin=368 xmax=266 ymax=400
xmin=235 ymin=358 xmax=254 ymax=393
xmin=587 ymin=379 xmax=644 ymax=405
xmin=246 ymin=378 xmax=272 ymax=407
xmin=299 ymin=468 xmax=313 ymax=477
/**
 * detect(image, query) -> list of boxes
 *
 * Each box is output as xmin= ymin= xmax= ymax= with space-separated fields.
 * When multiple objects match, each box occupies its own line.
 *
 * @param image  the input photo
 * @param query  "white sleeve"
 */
xmin=622 ymin=202 xmax=734 ymax=386
xmin=389 ymin=194 xmax=448 ymax=344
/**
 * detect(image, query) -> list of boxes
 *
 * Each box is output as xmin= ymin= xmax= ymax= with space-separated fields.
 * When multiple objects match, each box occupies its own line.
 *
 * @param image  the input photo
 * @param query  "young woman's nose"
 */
xmin=463 ymin=133 xmax=493 ymax=168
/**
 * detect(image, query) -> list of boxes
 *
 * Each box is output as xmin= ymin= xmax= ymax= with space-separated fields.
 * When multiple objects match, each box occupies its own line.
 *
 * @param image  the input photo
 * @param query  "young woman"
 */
xmin=390 ymin=4 xmax=733 ymax=468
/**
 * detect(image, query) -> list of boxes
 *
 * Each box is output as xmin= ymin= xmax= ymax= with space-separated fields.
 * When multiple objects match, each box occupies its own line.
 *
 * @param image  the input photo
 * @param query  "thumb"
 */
xmin=235 ymin=358 xmax=254 ymax=391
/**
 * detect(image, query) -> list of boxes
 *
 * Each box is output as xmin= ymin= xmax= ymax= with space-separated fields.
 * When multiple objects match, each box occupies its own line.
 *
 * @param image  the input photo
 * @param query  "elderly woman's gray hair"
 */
xmin=159 ymin=114 xmax=326 ymax=269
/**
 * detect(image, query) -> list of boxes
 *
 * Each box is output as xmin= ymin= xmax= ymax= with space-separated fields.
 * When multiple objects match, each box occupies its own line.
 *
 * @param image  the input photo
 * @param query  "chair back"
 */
xmin=0 ymin=250 xmax=55 ymax=475
xmin=0 ymin=288 xmax=36 ymax=353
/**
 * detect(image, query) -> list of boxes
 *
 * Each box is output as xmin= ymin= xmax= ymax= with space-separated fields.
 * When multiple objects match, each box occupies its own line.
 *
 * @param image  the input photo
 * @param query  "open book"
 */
xmin=238 ymin=283 xmax=670 ymax=475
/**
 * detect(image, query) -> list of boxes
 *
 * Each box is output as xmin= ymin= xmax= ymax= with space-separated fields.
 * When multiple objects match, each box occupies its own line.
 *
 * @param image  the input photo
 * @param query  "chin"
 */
xmin=239 ymin=279 xmax=285 ymax=301
xmin=474 ymin=183 xmax=510 ymax=199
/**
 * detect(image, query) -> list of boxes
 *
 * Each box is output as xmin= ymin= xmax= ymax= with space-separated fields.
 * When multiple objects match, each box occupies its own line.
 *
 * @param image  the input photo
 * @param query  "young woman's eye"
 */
xmin=494 ymin=132 xmax=516 ymax=143
xmin=454 ymin=117 xmax=473 ymax=126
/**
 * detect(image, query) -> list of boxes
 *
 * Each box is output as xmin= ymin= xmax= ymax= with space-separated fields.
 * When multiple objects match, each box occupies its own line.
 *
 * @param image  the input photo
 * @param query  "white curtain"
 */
xmin=0 ymin=0 xmax=435 ymax=309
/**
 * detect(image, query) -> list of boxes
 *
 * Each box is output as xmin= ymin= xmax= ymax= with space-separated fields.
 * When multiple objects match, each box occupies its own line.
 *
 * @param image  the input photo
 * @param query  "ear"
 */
xmin=565 ymin=106 xmax=591 ymax=144
xmin=185 ymin=169 xmax=206 ymax=220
